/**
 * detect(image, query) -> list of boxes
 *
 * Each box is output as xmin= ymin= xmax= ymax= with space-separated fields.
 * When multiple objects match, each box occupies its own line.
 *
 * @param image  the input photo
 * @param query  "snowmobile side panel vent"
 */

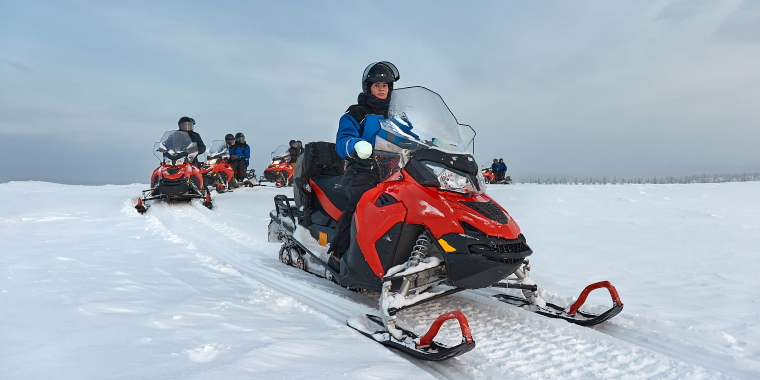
xmin=375 ymin=193 xmax=398 ymax=207
xmin=459 ymin=201 xmax=509 ymax=224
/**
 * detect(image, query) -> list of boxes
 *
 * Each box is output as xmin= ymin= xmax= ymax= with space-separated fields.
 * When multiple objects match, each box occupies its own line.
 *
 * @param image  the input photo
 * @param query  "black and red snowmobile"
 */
xmin=261 ymin=145 xmax=294 ymax=187
xmin=135 ymin=130 xmax=212 ymax=214
xmin=200 ymin=140 xmax=236 ymax=193
xmin=482 ymin=166 xmax=512 ymax=184
xmin=267 ymin=87 xmax=623 ymax=361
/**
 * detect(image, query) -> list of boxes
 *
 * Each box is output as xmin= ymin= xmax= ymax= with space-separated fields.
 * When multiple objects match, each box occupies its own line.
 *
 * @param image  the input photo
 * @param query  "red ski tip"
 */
xmin=417 ymin=310 xmax=473 ymax=348
xmin=566 ymin=281 xmax=623 ymax=316
xmin=137 ymin=198 xmax=143 ymax=206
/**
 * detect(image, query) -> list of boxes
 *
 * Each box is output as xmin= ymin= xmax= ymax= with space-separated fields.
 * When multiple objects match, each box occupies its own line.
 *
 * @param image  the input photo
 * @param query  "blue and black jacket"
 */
xmin=335 ymin=93 xmax=390 ymax=158
xmin=234 ymin=143 xmax=250 ymax=163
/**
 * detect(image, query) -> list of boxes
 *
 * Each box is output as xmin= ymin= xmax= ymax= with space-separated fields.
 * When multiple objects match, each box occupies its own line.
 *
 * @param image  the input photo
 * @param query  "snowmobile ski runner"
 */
xmin=268 ymin=87 xmax=623 ymax=360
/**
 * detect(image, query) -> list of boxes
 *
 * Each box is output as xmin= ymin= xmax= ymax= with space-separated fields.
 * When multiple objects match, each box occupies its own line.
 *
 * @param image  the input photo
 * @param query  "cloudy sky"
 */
xmin=1 ymin=0 xmax=759 ymax=185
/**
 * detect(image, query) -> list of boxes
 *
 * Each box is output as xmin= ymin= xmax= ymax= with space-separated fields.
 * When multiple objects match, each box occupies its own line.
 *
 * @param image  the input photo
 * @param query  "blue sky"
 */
xmin=1 ymin=0 xmax=759 ymax=184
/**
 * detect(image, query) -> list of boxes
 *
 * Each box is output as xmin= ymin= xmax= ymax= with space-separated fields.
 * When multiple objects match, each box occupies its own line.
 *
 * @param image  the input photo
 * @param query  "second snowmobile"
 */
xmin=200 ymin=140 xmax=236 ymax=193
xmin=268 ymin=87 xmax=623 ymax=360
xmin=135 ymin=130 xmax=212 ymax=213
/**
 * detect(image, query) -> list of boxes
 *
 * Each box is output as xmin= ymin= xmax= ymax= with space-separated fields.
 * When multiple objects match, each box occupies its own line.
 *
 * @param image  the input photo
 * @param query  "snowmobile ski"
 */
xmin=347 ymin=312 xmax=475 ymax=361
xmin=493 ymin=281 xmax=623 ymax=326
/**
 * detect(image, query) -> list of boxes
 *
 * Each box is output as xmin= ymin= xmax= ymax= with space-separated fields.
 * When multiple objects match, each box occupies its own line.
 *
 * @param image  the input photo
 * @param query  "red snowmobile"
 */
xmin=200 ymin=140 xmax=236 ymax=193
xmin=267 ymin=87 xmax=623 ymax=361
xmin=261 ymin=145 xmax=294 ymax=187
xmin=482 ymin=166 xmax=512 ymax=184
xmin=135 ymin=130 xmax=212 ymax=213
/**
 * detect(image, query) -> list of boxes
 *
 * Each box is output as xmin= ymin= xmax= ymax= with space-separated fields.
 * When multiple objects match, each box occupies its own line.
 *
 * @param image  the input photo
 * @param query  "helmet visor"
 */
xmin=237 ymin=136 xmax=245 ymax=143
xmin=179 ymin=121 xmax=193 ymax=131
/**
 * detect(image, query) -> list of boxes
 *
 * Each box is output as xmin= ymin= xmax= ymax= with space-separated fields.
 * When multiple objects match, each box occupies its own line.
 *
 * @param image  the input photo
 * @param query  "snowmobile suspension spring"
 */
xmin=407 ymin=234 xmax=430 ymax=268
xmin=399 ymin=234 xmax=431 ymax=297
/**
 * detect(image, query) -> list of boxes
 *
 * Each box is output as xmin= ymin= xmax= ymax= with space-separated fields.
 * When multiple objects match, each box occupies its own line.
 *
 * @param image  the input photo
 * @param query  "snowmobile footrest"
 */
xmin=347 ymin=314 xmax=476 ymax=361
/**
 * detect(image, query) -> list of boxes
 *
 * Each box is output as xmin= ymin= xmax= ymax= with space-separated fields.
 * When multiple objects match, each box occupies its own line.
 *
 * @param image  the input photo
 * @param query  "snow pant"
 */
xmin=329 ymin=158 xmax=381 ymax=258
xmin=232 ymin=159 xmax=248 ymax=181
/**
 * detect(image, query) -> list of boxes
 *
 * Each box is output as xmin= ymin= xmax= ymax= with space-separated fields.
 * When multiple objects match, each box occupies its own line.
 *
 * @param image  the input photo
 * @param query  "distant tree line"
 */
xmin=517 ymin=172 xmax=760 ymax=185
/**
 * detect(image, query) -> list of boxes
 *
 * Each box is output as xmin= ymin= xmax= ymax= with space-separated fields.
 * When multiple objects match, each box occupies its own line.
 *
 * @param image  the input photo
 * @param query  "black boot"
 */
xmin=326 ymin=248 xmax=341 ymax=273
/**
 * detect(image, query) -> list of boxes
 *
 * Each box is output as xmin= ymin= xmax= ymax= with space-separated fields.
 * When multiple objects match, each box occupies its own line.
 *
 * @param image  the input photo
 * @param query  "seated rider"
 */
xmin=327 ymin=61 xmax=400 ymax=271
xmin=178 ymin=116 xmax=206 ymax=166
xmin=491 ymin=158 xmax=499 ymax=179
xmin=498 ymin=158 xmax=507 ymax=181
xmin=233 ymin=132 xmax=250 ymax=183
xmin=287 ymin=139 xmax=303 ymax=165
xmin=225 ymin=133 xmax=237 ymax=162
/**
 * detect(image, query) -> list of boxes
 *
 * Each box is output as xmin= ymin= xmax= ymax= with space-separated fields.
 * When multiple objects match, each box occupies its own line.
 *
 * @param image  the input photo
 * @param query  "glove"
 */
xmin=354 ymin=140 xmax=373 ymax=159
xmin=230 ymin=155 xmax=238 ymax=160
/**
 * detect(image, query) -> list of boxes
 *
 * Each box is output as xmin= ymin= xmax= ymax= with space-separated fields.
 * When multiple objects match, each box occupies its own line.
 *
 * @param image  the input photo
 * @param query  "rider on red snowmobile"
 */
xmin=230 ymin=132 xmax=250 ymax=183
xmin=225 ymin=134 xmax=236 ymax=160
xmin=287 ymin=140 xmax=303 ymax=163
xmin=178 ymin=116 xmax=206 ymax=166
xmin=327 ymin=61 xmax=400 ymax=271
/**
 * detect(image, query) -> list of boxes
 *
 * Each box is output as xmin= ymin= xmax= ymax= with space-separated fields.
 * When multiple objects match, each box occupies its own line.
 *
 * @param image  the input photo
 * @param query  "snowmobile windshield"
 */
xmin=271 ymin=145 xmax=290 ymax=161
xmin=373 ymin=86 xmax=477 ymax=182
xmin=376 ymin=86 xmax=475 ymax=155
xmin=153 ymin=130 xmax=199 ymax=163
xmin=207 ymin=140 xmax=230 ymax=160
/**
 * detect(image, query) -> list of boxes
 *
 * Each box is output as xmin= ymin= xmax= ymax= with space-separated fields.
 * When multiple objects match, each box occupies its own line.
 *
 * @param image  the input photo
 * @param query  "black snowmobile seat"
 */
xmin=310 ymin=176 xmax=349 ymax=218
xmin=294 ymin=141 xmax=348 ymax=225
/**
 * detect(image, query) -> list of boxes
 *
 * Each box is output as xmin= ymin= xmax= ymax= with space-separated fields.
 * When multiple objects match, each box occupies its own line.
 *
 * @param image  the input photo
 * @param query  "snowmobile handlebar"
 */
xmin=416 ymin=310 xmax=473 ymax=348
xmin=566 ymin=281 xmax=623 ymax=316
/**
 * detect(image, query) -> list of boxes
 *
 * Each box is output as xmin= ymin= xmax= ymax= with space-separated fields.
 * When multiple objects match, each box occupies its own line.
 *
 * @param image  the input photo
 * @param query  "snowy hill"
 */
xmin=1 ymin=181 xmax=758 ymax=379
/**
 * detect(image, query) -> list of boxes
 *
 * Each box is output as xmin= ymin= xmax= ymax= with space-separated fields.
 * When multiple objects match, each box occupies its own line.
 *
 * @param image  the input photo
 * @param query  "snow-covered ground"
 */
xmin=1 ymin=181 xmax=758 ymax=379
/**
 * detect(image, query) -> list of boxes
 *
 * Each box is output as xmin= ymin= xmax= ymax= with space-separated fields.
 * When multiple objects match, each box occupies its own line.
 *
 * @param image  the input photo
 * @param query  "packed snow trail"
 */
xmin=2 ymin=181 xmax=758 ymax=379
xmin=0 ymin=182 xmax=439 ymax=380
xmin=144 ymin=184 xmax=758 ymax=379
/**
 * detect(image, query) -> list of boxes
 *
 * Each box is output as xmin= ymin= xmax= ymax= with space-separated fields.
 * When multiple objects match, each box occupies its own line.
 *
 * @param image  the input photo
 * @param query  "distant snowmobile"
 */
xmin=482 ymin=166 xmax=512 ymax=184
xmin=268 ymin=87 xmax=623 ymax=361
xmin=200 ymin=140 xmax=236 ymax=193
xmin=135 ymin=130 xmax=212 ymax=213
xmin=261 ymin=145 xmax=294 ymax=187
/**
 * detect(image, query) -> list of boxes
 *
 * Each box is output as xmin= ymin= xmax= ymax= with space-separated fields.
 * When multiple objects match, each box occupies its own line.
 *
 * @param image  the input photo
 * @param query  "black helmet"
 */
xmin=362 ymin=61 xmax=400 ymax=93
xmin=499 ymin=158 xmax=504 ymax=162
xmin=225 ymin=134 xmax=235 ymax=145
xmin=289 ymin=139 xmax=296 ymax=147
xmin=178 ymin=116 xmax=195 ymax=131
xmin=493 ymin=158 xmax=498 ymax=162
xmin=296 ymin=140 xmax=303 ymax=148
xmin=235 ymin=132 xmax=245 ymax=144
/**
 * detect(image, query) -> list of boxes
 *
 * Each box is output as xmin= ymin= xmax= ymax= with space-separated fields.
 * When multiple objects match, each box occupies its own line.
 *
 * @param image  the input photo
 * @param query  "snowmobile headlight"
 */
xmin=207 ymin=158 xmax=217 ymax=166
xmin=272 ymin=159 xmax=281 ymax=165
xmin=424 ymin=162 xmax=484 ymax=196
xmin=174 ymin=156 xmax=185 ymax=166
